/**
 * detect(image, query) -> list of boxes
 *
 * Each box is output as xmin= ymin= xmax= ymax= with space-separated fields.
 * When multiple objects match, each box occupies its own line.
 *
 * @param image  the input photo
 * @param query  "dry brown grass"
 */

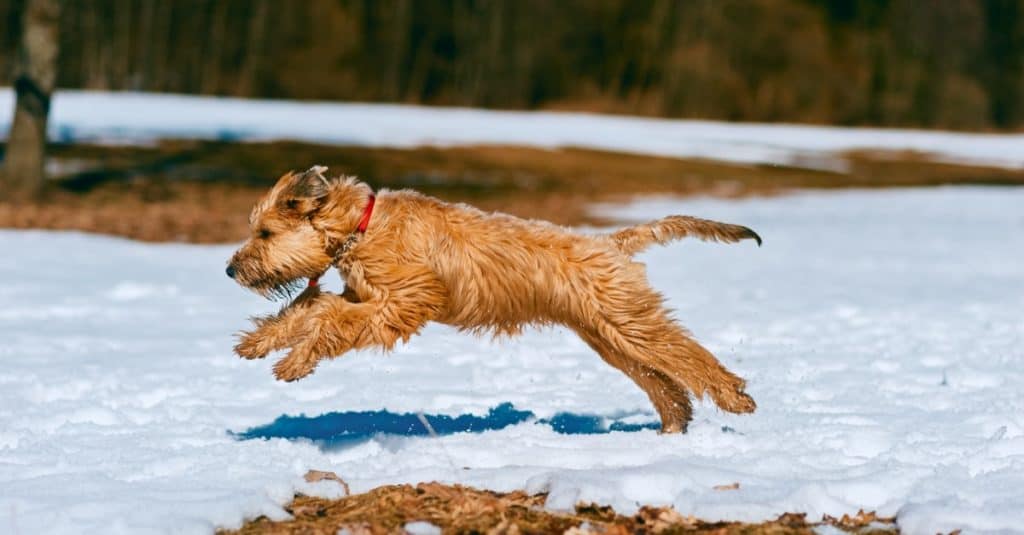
xmin=219 ymin=481 xmax=898 ymax=534
xmin=2 ymin=140 xmax=1022 ymax=243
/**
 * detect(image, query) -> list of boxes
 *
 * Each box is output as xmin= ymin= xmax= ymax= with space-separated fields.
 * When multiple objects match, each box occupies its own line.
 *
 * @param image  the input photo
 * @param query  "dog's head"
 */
xmin=226 ymin=166 xmax=372 ymax=299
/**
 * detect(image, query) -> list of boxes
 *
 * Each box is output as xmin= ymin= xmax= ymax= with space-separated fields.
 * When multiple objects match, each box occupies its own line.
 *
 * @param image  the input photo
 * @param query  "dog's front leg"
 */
xmin=234 ymin=285 xmax=325 ymax=360
xmin=235 ymin=283 xmax=367 ymax=359
xmin=272 ymin=269 xmax=447 ymax=381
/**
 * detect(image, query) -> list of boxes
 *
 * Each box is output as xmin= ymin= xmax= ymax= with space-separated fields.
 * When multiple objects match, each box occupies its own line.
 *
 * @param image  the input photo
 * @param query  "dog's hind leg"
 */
xmin=574 ymin=328 xmax=694 ymax=433
xmin=574 ymin=274 xmax=755 ymax=427
xmin=644 ymin=321 xmax=757 ymax=416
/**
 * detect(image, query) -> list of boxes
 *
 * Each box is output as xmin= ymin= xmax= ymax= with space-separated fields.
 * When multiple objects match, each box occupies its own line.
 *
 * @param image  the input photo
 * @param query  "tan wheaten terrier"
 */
xmin=227 ymin=166 xmax=760 ymax=433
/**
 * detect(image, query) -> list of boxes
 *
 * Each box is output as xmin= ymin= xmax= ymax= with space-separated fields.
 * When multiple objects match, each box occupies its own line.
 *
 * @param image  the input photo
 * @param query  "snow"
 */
xmin=2 ymin=187 xmax=1024 ymax=534
xmin=403 ymin=521 xmax=442 ymax=535
xmin=2 ymin=89 xmax=1023 ymax=170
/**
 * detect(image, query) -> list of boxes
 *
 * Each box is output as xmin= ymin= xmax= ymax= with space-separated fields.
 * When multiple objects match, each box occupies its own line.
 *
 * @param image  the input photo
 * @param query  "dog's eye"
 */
xmin=259 ymin=228 xmax=273 ymax=239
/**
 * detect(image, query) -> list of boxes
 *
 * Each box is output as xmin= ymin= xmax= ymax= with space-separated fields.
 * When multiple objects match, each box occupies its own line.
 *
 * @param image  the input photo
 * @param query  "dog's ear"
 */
xmin=282 ymin=166 xmax=331 ymax=213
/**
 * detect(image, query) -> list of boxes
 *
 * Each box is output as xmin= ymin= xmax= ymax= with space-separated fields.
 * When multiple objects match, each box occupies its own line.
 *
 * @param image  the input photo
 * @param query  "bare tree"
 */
xmin=236 ymin=0 xmax=269 ymax=97
xmin=1 ymin=0 xmax=60 ymax=201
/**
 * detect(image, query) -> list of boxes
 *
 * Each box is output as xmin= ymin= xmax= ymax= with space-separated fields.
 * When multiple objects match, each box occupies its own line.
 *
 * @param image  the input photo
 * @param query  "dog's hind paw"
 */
xmin=725 ymin=391 xmax=757 ymax=414
xmin=711 ymin=381 xmax=757 ymax=414
xmin=272 ymin=354 xmax=317 ymax=382
xmin=234 ymin=331 xmax=270 ymax=360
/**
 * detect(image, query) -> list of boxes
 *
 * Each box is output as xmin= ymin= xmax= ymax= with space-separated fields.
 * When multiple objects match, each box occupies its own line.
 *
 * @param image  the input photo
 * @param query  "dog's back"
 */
xmin=370 ymin=190 xmax=759 ymax=337
xmin=398 ymin=193 xmax=612 ymax=334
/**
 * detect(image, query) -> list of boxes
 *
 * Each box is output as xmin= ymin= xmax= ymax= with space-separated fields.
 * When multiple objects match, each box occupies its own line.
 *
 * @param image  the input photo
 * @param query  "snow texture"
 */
xmin=1 ymin=187 xmax=1022 ymax=534
xmin=1 ymin=89 xmax=1023 ymax=170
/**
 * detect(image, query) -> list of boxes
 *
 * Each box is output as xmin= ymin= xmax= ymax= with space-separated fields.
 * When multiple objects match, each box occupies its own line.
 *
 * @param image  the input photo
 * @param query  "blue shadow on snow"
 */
xmin=233 ymin=402 xmax=659 ymax=449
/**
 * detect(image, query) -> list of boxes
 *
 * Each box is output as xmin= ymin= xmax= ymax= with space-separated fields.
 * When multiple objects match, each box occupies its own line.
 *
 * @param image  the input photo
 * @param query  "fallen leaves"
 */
xmin=219 ymin=482 xmax=901 ymax=534
xmin=303 ymin=469 xmax=351 ymax=496
xmin=822 ymin=509 xmax=897 ymax=530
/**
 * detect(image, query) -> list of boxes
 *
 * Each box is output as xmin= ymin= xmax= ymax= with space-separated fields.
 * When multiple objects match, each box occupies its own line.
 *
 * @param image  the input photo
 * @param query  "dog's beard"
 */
xmin=243 ymin=274 xmax=305 ymax=302
xmin=264 ymin=279 xmax=304 ymax=302
xmin=231 ymin=257 xmax=324 ymax=303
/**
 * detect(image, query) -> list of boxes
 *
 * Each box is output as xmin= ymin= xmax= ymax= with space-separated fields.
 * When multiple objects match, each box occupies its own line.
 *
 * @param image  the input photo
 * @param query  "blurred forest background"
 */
xmin=2 ymin=0 xmax=1024 ymax=242
xmin=1 ymin=0 xmax=1022 ymax=130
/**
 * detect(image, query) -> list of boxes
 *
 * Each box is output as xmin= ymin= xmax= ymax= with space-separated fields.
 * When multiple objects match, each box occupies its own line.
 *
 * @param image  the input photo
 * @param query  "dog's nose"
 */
xmin=225 ymin=265 xmax=237 ymax=279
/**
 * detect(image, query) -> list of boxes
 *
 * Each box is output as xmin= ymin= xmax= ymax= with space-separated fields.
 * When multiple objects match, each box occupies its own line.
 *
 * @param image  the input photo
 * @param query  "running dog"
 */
xmin=227 ymin=166 xmax=760 ymax=433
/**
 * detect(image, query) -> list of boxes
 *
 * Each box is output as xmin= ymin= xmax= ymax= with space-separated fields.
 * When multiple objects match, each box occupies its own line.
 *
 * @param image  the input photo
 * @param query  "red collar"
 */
xmin=356 ymin=194 xmax=375 ymax=233
xmin=309 ymin=194 xmax=375 ymax=288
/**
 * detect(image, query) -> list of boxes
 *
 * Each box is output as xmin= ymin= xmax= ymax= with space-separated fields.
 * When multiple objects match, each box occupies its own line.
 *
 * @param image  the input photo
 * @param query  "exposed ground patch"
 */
xmin=2 ymin=140 xmax=1022 ymax=242
xmin=220 ymin=481 xmax=899 ymax=534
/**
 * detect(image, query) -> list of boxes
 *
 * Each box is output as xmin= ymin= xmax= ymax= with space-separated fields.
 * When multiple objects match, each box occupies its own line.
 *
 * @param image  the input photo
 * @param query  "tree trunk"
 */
xmin=237 ymin=0 xmax=269 ymax=97
xmin=2 ymin=0 xmax=60 ymax=201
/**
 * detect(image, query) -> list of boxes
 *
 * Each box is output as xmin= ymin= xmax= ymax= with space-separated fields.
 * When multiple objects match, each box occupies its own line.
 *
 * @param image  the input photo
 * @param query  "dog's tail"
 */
xmin=608 ymin=215 xmax=761 ymax=256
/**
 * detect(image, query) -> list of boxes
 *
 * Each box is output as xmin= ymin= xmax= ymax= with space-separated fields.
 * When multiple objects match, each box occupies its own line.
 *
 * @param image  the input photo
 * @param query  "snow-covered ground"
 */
xmin=2 ymin=89 xmax=1023 ymax=170
xmin=1 ymin=187 xmax=1022 ymax=534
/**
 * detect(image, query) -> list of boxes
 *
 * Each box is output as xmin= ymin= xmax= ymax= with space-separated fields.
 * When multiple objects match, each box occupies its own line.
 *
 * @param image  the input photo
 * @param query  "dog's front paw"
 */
xmin=234 ymin=331 xmax=270 ymax=360
xmin=272 ymin=352 xmax=317 ymax=382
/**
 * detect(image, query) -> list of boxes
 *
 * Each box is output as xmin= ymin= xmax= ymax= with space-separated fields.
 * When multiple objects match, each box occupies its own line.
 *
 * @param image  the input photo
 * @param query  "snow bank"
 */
xmin=1 ymin=89 xmax=1023 ymax=169
xmin=1 ymin=188 xmax=1023 ymax=534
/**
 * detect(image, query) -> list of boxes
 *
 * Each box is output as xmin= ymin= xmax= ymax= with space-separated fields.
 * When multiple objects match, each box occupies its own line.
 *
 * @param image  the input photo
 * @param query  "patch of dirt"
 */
xmin=219 ymin=481 xmax=899 ymax=534
xmin=2 ymin=140 xmax=1022 ymax=243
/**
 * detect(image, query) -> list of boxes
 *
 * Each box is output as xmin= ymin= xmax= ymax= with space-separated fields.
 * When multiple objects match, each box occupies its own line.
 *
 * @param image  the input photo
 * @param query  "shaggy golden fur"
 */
xmin=228 ymin=166 xmax=760 ymax=433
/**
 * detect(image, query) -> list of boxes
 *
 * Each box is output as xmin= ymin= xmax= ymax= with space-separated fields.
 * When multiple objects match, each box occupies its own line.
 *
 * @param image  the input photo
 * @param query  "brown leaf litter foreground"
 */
xmin=221 ymin=479 xmax=899 ymax=535
xmin=3 ymin=140 xmax=1024 ymax=243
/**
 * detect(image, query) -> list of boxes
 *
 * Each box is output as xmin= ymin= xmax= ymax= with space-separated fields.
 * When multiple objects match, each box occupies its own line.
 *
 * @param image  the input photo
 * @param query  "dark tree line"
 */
xmin=1 ymin=0 xmax=1023 ymax=130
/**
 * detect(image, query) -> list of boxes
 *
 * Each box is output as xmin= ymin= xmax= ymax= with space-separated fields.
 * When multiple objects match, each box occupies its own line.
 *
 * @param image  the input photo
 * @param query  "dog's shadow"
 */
xmin=232 ymin=402 xmax=659 ymax=450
